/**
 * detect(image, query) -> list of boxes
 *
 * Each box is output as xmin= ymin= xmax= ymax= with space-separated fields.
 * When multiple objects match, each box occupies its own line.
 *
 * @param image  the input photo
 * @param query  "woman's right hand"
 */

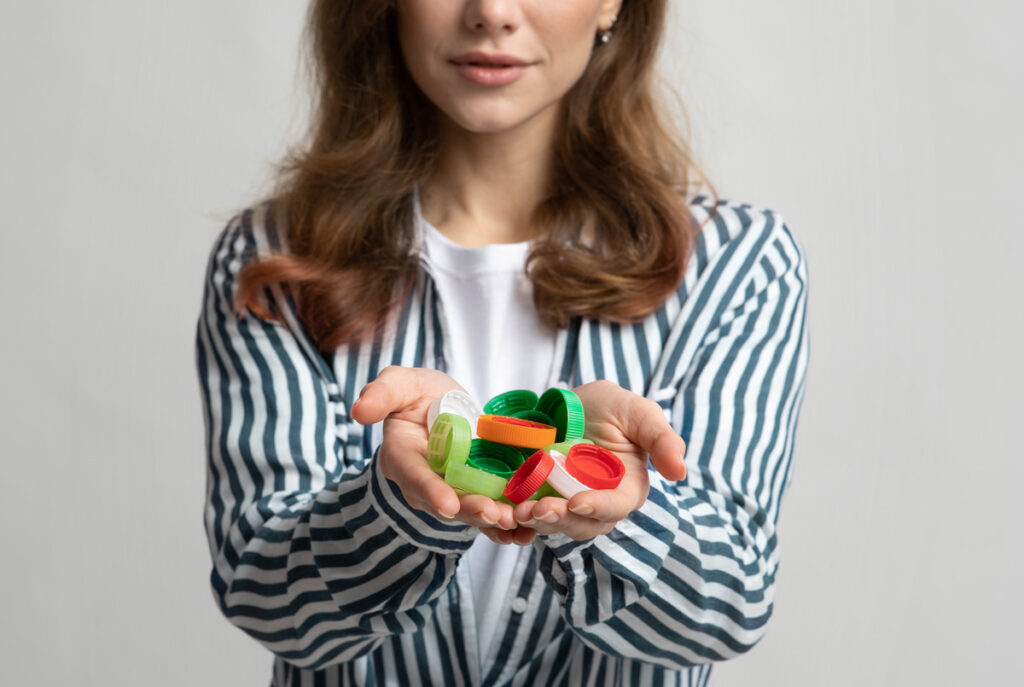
xmin=350 ymin=366 xmax=534 ymax=544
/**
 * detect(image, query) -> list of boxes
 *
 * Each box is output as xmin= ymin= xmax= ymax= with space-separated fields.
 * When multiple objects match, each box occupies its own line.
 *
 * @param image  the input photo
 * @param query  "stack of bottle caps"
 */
xmin=426 ymin=388 xmax=626 ymax=504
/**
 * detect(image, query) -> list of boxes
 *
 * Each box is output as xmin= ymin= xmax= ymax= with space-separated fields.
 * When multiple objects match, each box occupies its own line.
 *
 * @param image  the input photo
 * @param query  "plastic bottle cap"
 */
xmin=483 ymin=390 xmax=539 ymax=416
xmin=543 ymin=438 xmax=594 ymax=456
xmin=543 ymin=449 xmax=591 ymax=499
xmin=503 ymin=450 xmax=555 ymax=504
xmin=426 ymin=413 xmax=472 ymax=473
xmin=444 ymin=458 xmax=509 ymax=500
xmin=477 ymin=414 xmax=557 ymax=449
xmin=510 ymin=408 xmax=554 ymax=425
xmin=427 ymin=390 xmax=483 ymax=437
xmin=466 ymin=439 xmax=524 ymax=478
xmin=536 ymin=388 xmax=586 ymax=442
xmin=531 ymin=482 xmax=561 ymax=500
xmin=565 ymin=444 xmax=625 ymax=490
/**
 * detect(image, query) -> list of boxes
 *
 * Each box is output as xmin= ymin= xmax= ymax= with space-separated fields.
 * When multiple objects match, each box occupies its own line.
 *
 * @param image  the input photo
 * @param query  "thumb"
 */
xmin=649 ymin=431 xmax=687 ymax=482
xmin=626 ymin=399 xmax=687 ymax=482
xmin=350 ymin=366 xmax=424 ymax=426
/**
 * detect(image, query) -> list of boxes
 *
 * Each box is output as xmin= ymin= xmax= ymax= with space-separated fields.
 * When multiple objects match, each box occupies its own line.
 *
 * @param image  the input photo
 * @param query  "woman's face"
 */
xmin=396 ymin=0 xmax=622 ymax=137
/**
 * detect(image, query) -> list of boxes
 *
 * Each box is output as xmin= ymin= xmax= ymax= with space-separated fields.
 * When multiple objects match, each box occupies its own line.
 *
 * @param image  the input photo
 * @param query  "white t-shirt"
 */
xmin=418 ymin=207 xmax=557 ymax=656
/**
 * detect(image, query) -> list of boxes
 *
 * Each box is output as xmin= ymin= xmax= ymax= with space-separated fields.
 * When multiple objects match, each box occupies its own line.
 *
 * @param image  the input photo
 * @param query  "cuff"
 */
xmin=367 ymin=447 xmax=479 ymax=555
xmin=537 ymin=531 xmax=597 ymax=561
xmin=535 ymin=480 xmax=678 ymax=580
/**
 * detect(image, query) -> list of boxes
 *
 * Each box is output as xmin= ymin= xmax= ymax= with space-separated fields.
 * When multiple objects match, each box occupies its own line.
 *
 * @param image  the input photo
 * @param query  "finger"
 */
xmin=565 ymin=483 xmax=646 ymax=523
xmin=479 ymin=525 xmax=537 ymax=545
xmin=625 ymin=397 xmax=687 ymax=481
xmin=563 ymin=458 xmax=650 ymax=522
xmin=518 ymin=500 xmax=615 ymax=541
xmin=381 ymin=431 xmax=461 ymax=518
xmin=480 ymin=527 xmax=514 ymax=545
xmin=471 ymin=495 xmax=516 ymax=532
xmin=510 ymin=526 xmax=536 ymax=545
xmin=411 ymin=463 xmax=463 ymax=520
xmin=455 ymin=494 xmax=516 ymax=530
xmin=513 ymin=500 xmax=538 ymax=525
xmin=517 ymin=496 xmax=568 ymax=529
xmin=350 ymin=366 xmax=425 ymax=425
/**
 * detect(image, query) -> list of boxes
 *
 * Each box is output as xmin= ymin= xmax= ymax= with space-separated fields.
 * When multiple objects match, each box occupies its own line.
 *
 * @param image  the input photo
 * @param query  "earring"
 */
xmin=598 ymin=15 xmax=617 ymax=44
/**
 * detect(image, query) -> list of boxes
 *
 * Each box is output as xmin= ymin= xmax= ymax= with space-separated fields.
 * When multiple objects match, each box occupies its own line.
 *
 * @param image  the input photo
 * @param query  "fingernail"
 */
xmin=479 ymin=513 xmax=497 ymax=526
xmin=569 ymin=504 xmax=594 ymax=516
xmin=521 ymin=518 xmax=537 ymax=526
xmin=538 ymin=512 xmax=559 ymax=524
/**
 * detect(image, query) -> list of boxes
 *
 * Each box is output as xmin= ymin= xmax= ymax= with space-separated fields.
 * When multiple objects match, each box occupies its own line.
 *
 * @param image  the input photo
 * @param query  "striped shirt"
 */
xmin=195 ymin=195 xmax=810 ymax=686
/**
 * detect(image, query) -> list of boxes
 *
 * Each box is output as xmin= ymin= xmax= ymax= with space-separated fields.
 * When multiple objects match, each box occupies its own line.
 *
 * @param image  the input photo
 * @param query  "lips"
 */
xmin=449 ymin=52 xmax=532 ymax=87
xmin=450 ymin=51 xmax=531 ymax=68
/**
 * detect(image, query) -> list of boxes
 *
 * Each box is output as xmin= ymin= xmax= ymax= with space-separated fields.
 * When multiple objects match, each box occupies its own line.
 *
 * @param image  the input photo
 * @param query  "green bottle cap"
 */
xmin=544 ymin=438 xmax=593 ymax=457
xmin=536 ymin=388 xmax=586 ymax=442
xmin=531 ymin=482 xmax=562 ymax=500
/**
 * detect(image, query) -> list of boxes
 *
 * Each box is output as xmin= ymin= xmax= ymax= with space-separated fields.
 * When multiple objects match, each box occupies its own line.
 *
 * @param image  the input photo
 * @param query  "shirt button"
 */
xmin=510 ymin=597 xmax=528 ymax=614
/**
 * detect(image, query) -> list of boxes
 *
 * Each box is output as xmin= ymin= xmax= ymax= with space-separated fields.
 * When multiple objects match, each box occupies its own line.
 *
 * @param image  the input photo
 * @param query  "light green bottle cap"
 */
xmin=427 ymin=413 xmax=471 ymax=473
xmin=444 ymin=459 xmax=509 ymax=500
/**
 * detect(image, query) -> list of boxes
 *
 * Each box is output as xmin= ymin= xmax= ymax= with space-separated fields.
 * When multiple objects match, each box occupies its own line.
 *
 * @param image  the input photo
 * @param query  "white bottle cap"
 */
xmin=543 ymin=449 xmax=591 ymax=499
xmin=427 ymin=390 xmax=484 ymax=438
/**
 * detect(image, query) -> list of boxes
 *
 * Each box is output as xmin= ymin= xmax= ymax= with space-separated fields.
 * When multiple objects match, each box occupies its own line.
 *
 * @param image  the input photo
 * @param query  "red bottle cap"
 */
xmin=565 ymin=444 xmax=625 ymax=490
xmin=503 ymin=450 xmax=555 ymax=504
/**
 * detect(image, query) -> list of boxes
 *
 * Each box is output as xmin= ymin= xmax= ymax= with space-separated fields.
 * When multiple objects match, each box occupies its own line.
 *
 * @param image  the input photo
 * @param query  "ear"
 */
xmin=598 ymin=0 xmax=624 ymax=30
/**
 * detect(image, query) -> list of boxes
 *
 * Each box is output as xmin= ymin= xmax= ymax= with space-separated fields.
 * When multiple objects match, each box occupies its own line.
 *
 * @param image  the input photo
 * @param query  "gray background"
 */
xmin=2 ymin=1 xmax=1021 ymax=685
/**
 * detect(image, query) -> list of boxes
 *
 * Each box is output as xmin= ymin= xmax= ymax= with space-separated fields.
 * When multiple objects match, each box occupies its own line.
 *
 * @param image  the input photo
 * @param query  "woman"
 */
xmin=196 ymin=1 xmax=810 ymax=685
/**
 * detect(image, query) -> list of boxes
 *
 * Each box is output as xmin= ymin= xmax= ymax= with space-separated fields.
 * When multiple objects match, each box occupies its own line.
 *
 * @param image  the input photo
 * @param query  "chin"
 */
xmin=446 ymin=105 xmax=549 ymax=137
xmin=444 ymin=109 xmax=522 ymax=135
xmin=458 ymin=119 xmax=522 ymax=134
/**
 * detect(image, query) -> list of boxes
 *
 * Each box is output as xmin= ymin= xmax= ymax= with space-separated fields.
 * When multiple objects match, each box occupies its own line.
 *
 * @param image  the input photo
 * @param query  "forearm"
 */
xmin=210 ymin=452 xmax=477 ymax=670
xmin=533 ymin=477 xmax=776 ymax=668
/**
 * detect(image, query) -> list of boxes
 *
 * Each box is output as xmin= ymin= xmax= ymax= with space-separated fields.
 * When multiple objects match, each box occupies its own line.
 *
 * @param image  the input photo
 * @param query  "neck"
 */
xmin=419 ymin=109 xmax=557 ymax=247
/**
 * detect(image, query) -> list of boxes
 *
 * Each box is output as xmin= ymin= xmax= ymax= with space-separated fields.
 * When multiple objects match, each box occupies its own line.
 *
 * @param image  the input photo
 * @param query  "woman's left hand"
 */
xmin=513 ymin=380 xmax=687 ymax=541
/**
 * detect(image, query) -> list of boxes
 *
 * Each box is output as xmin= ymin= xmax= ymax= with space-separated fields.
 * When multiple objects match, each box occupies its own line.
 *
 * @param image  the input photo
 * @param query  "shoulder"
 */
xmin=686 ymin=194 xmax=805 ymax=268
xmin=681 ymin=194 xmax=808 ymax=301
xmin=203 ymin=200 xmax=287 ymax=284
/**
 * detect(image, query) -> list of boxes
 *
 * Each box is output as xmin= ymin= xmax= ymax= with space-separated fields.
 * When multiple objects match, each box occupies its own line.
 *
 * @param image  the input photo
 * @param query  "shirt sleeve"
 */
xmin=195 ymin=208 xmax=478 ymax=670
xmin=533 ymin=209 xmax=810 ymax=668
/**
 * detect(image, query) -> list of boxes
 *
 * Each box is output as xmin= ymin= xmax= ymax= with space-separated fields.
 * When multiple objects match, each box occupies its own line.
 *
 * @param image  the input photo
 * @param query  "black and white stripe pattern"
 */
xmin=195 ymin=195 xmax=810 ymax=686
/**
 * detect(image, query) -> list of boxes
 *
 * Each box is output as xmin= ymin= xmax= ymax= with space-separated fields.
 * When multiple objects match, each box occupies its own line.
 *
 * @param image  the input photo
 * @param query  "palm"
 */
xmin=576 ymin=388 xmax=653 ymax=511
xmin=352 ymin=367 xmax=521 ymax=535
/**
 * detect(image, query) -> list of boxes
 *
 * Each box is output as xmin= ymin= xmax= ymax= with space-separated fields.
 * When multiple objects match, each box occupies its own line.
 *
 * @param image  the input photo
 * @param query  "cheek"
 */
xmin=537 ymin=8 xmax=601 ymax=87
xmin=545 ymin=37 xmax=597 ymax=94
xmin=396 ymin=4 xmax=449 ymax=84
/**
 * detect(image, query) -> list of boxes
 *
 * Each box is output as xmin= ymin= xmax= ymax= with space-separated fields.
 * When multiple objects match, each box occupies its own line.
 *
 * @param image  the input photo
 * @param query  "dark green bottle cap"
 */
xmin=483 ymin=389 xmax=539 ymax=416
xmin=466 ymin=439 xmax=525 ymax=478
xmin=511 ymin=408 xmax=554 ymax=425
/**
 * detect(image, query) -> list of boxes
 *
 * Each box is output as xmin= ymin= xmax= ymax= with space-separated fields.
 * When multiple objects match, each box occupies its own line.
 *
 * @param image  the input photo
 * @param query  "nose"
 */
xmin=463 ymin=0 xmax=521 ymax=35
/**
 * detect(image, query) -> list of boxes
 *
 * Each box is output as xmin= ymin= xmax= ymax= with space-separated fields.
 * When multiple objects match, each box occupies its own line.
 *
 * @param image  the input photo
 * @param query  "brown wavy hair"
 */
xmin=236 ymin=0 xmax=716 ymax=351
